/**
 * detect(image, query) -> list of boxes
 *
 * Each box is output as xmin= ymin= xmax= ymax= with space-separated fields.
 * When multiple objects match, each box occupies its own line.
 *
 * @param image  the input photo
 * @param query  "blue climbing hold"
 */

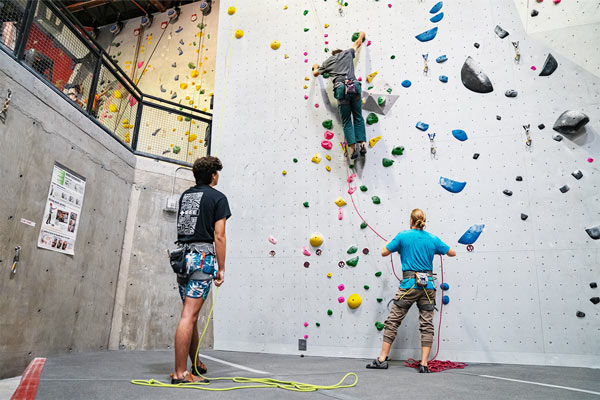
xmin=439 ymin=177 xmax=467 ymax=193
xmin=436 ymin=55 xmax=448 ymax=63
xmin=174 ymin=75 xmax=179 ymax=81
xmin=439 ymin=75 xmax=448 ymax=83
xmin=176 ymin=26 xmax=183 ymax=33
xmin=415 ymin=27 xmax=438 ymax=42
xmin=416 ymin=121 xmax=429 ymax=131
xmin=452 ymin=129 xmax=468 ymax=141
xmin=442 ymin=295 xmax=450 ymax=305
xmin=430 ymin=1 xmax=443 ymax=14
xmin=430 ymin=12 xmax=444 ymax=23
xmin=402 ymin=80 xmax=412 ymax=88
xmin=440 ymin=283 xmax=450 ymax=291
xmin=458 ymin=224 xmax=485 ymax=245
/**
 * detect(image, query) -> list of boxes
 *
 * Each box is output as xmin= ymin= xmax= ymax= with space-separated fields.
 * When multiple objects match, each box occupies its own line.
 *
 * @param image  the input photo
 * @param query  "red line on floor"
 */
xmin=11 ymin=358 xmax=46 ymax=400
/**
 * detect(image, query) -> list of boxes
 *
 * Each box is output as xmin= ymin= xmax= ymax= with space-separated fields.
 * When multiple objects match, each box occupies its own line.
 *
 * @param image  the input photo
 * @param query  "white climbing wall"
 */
xmin=211 ymin=0 xmax=600 ymax=367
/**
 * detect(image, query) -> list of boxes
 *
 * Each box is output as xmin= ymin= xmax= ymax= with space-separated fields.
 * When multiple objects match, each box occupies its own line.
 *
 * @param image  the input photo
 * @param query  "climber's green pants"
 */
xmin=334 ymin=84 xmax=366 ymax=146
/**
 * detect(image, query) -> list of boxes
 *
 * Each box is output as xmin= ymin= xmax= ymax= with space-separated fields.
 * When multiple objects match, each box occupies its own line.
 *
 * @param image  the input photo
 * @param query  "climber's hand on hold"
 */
xmin=215 ymin=269 xmax=225 ymax=287
xmin=312 ymin=64 xmax=320 ymax=77
xmin=353 ymin=32 xmax=366 ymax=51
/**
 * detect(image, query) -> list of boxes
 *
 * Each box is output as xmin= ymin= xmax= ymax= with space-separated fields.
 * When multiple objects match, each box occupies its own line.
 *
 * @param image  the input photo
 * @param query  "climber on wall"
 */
xmin=367 ymin=209 xmax=456 ymax=373
xmin=170 ymin=156 xmax=231 ymax=384
xmin=312 ymin=31 xmax=367 ymax=160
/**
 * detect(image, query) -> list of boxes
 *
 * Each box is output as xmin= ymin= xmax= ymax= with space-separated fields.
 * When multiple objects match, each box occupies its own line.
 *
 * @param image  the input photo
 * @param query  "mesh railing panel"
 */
xmin=0 ymin=0 xmax=26 ymax=52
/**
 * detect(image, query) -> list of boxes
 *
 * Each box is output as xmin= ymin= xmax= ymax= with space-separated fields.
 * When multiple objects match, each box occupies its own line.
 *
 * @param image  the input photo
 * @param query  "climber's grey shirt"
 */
xmin=319 ymin=48 xmax=356 ymax=85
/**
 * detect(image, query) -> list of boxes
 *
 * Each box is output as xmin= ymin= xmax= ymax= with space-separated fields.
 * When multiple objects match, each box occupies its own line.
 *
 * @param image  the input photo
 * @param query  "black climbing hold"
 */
xmin=539 ymin=53 xmax=558 ymax=77
xmin=503 ymin=189 xmax=513 ymax=196
xmin=473 ymin=153 xmax=480 ymax=160
xmin=494 ymin=25 xmax=509 ymax=39
xmin=474 ymin=42 xmax=480 ymax=48
xmin=538 ymin=124 xmax=545 ymax=130
xmin=576 ymin=311 xmax=585 ymax=318
xmin=505 ymin=89 xmax=518 ymax=98
xmin=521 ymin=213 xmax=528 ymax=221
xmin=585 ymin=225 xmax=600 ymax=240
xmin=590 ymin=282 xmax=597 ymax=288
xmin=496 ymin=115 xmax=502 ymax=120
xmin=304 ymin=262 xmax=310 ymax=268
xmin=559 ymin=185 xmax=570 ymax=193
xmin=553 ymin=110 xmax=590 ymax=134
xmin=531 ymin=9 xmax=539 ymax=17
xmin=516 ymin=176 xmax=523 ymax=181
xmin=362 ymin=248 xmax=369 ymax=255
xmin=590 ymin=297 xmax=600 ymax=305
xmin=552 ymin=134 xmax=563 ymax=142
xmin=571 ymin=170 xmax=583 ymax=180
xmin=461 ymin=57 xmax=494 ymax=94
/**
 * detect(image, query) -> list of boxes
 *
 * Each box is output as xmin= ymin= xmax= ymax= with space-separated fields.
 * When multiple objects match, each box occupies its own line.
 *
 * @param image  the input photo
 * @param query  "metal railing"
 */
xmin=0 ymin=0 xmax=211 ymax=166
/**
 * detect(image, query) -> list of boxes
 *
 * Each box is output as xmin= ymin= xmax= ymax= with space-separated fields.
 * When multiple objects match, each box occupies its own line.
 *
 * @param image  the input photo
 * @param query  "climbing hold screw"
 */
xmin=466 ymin=245 xmax=474 ymax=252
xmin=269 ymin=250 xmax=276 ymax=257
xmin=315 ymin=249 xmax=322 ymax=256
xmin=338 ymin=261 xmax=345 ymax=268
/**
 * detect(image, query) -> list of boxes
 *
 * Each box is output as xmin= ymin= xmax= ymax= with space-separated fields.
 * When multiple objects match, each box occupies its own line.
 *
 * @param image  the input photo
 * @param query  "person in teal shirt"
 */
xmin=367 ymin=209 xmax=456 ymax=373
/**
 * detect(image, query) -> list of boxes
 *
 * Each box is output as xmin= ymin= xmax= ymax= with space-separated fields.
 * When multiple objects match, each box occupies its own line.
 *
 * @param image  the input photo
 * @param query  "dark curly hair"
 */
xmin=192 ymin=156 xmax=223 ymax=185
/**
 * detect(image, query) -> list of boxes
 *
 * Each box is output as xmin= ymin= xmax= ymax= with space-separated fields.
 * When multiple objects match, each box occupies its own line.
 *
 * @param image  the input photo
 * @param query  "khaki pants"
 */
xmin=383 ymin=287 xmax=436 ymax=347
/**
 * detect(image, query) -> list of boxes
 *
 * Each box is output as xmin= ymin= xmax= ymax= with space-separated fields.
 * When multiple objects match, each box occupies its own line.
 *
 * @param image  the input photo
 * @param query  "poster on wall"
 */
xmin=37 ymin=162 xmax=86 ymax=255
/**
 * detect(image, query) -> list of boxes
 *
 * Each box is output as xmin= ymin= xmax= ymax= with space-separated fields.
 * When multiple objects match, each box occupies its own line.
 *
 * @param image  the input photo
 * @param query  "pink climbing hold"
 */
xmin=324 ymin=34 xmax=328 ymax=37
xmin=588 ymin=158 xmax=594 ymax=163
xmin=325 ymin=41 xmax=329 ymax=45
xmin=304 ymin=52 xmax=308 ymax=56
xmin=304 ymin=322 xmax=309 ymax=327
xmin=553 ymin=0 xmax=560 ymax=3
xmin=304 ymin=334 xmax=309 ymax=339
xmin=347 ymin=173 xmax=356 ymax=183
xmin=388 ymin=3 xmax=392 ymax=7
xmin=348 ymin=186 xmax=357 ymax=195
xmin=531 ymin=66 xmax=537 ymax=71
xmin=338 ymin=207 xmax=343 ymax=220
xmin=324 ymin=130 xmax=334 ymax=140
xmin=358 ymin=77 xmax=362 ymax=82
xmin=304 ymin=95 xmax=309 ymax=99
xmin=137 ymin=61 xmax=144 ymax=69
xmin=314 ymin=103 xmax=319 ymax=108
xmin=338 ymin=284 xmax=345 ymax=291
xmin=367 ymin=40 xmax=372 ymax=46
xmin=268 ymin=235 xmax=278 ymax=245
xmin=321 ymin=140 xmax=332 ymax=150
xmin=304 ymin=59 xmax=308 ymax=63
xmin=338 ymin=296 xmax=345 ymax=303
xmin=302 ymin=246 xmax=311 ymax=256
xmin=128 ymin=95 xmax=137 ymax=107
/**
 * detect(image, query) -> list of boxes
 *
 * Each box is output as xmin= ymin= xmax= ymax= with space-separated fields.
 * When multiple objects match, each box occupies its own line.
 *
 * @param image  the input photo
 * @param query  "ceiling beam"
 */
xmin=66 ymin=0 xmax=112 ymax=13
xmin=147 ymin=0 xmax=166 ymax=12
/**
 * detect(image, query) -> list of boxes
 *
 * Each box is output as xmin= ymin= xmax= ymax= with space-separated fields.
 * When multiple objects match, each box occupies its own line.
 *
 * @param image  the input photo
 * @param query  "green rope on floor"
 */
xmin=130 ymin=286 xmax=359 ymax=392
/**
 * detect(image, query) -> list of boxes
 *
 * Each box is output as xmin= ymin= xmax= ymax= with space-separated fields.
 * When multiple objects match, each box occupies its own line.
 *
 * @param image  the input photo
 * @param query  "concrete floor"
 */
xmin=22 ymin=350 xmax=599 ymax=400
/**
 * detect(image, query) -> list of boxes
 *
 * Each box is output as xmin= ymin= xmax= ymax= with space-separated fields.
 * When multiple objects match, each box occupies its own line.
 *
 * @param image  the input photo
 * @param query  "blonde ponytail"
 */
xmin=410 ymin=208 xmax=426 ymax=229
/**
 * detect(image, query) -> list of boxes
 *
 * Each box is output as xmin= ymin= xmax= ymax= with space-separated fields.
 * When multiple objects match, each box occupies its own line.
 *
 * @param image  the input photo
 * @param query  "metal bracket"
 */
xmin=11 ymin=245 xmax=21 ymax=275
xmin=0 ymin=89 xmax=12 ymax=124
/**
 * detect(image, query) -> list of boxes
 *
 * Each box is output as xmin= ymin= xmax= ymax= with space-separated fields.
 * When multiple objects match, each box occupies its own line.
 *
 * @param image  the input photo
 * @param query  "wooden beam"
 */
xmin=147 ymin=0 xmax=166 ymax=12
xmin=66 ymin=0 xmax=111 ymax=13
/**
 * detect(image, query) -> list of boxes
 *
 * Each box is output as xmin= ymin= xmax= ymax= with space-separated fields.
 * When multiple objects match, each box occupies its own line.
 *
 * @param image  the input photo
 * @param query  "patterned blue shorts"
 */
xmin=178 ymin=279 xmax=212 ymax=301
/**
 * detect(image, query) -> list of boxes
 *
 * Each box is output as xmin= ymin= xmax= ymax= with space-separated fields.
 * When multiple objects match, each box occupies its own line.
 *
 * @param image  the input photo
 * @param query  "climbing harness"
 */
xmin=336 ymin=0 xmax=345 ymax=16
xmin=131 ymin=286 xmax=358 ymax=392
xmin=0 ymin=89 xmax=11 ymax=124
xmin=512 ymin=41 xmax=520 ymax=64
xmin=428 ymin=133 xmax=437 ymax=159
xmin=422 ymin=54 xmax=429 ymax=75
xmin=522 ymin=124 xmax=532 ymax=149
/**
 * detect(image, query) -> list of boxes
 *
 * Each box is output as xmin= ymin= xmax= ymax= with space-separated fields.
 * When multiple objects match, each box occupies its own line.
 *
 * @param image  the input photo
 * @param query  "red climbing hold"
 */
xmin=321 ymin=140 xmax=333 ymax=150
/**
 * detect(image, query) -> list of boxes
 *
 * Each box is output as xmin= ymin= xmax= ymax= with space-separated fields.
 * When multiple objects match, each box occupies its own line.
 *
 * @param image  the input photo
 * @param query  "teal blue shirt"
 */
xmin=386 ymin=229 xmax=450 ymax=289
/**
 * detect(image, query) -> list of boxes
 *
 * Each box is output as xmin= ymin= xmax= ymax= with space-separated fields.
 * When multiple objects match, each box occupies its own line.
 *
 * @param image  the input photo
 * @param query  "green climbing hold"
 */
xmin=382 ymin=158 xmax=394 ymax=167
xmin=364 ymin=285 xmax=370 ymax=290
xmin=375 ymin=322 xmax=385 ymax=331
xmin=347 ymin=246 xmax=358 ymax=254
xmin=193 ymin=41 xmax=196 ymax=46
xmin=303 ymin=9 xmax=309 ymax=15
xmin=391 ymin=55 xmax=396 ymax=59
xmin=199 ymin=90 xmax=205 ymax=94
xmin=360 ymin=221 xmax=368 ymax=229
xmin=346 ymin=256 xmax=359 ymax=267
xmin=375 ymin=271 xmax=382 ymax=277
xmin=360 ymin=185 xmax=368 ymax=192
xmin=188 ymin=62 xmax=195 ymax=69
xmin=377 ymin=97 xmax=385 ymax=106
xmin=323 ymin=72 xmax=330 ymax=78
xmin=327 ymin=309 xmax=333 ymax=316
xmin=322 ymin=119 xmax=333 ymax=129
xmin=117 ymin=52 xmax=121 ymax=56
xmin=351 ymin=32 xmax=364 ymax=42
xmin=316 ymin=322 xmax=320 ymax=327
xmin=293 ymin=158 xmax=298 ymax=163
xmin=184 ymin=116 xmax=191 ymax=122
xmin=324 ymin=48 xmax=329 ymax=53
xmin=376 ymin=298 xmax=383 ymax=303
xmin=368 ymin=86 xmax=374 ymax=90
xmin=304 ymin=28 xmax=310 ymax=32
xmin=303 ymin=201 xmax=309 ymax=208
xmin=392 ymin=146 xmax=405 ymax=156
xmin=386 ymin=88 xmax=392 ymax=94
xmin=197 ymin=23 xmax=205 ymax=30
xmin=366 ymin=113 xmax=379 ymax=125
xmin=173 ymin=146 xmax=181 ymax=154
xmin=344 ymin=2 xmax=348 ymax=5
xmin=372 ymin=196 xmax=381 ymax=204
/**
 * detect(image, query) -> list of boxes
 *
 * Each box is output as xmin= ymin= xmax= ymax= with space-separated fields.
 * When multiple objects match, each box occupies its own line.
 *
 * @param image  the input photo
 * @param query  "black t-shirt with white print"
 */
xmin=177 ymin=184 xmax=231 ymax=243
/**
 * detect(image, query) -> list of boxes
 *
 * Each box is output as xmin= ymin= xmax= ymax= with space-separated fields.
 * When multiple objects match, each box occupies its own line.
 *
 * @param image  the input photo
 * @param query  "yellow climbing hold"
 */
xmin=122 ymin=119 xmax=129 ymax=125
xmin=309 ymin=233 xmax=324 ymax=247
xmin=303 ymin=85 xmax=308 ymax=89
xmin=185 ymin=96 xmax=190 ymax=100
xmin=327 ymin=272 xmax=332 ymax=278
xmin=347 ymin=294 xmax=362 ymax=309
xmin=109 ymin=104 xmax=117 ymax=112
xmin=188 ymin=134 xmax=197 ymax=142
xmin=196 ymin=85 xmax=201 ymax=90
xmin=282 ymin=170 xmax=287 ymax=175
xmin=334 ymin=197 xmax=347 ymax=207
xmin=189 ymin=100 xmax=194 ymax=105
xmin=191 ymin=70 xmax=199 ymax=78
xmin=369 ymin=135 xmax=382 ymax=148
xmin=180 ymin=83 xmax=188 ymax=90
xmin=227 ymin=6 xmax=236 ymax=15
xmin=324 ymin=24 xmax=329 ymax=28
xmin=235 ymin=29 xmax=244 ymax=39
xmin=305 ymin=76 xmax=310 ymax=81
xmin=367 ymin=71 xmax=378 ymax=83
xmin=325 ymin=166 xmax=331 ymax=172
xmin=284 ymin=5 xmax=288 ymax=10
xmin=114 ymin=90 xmax=122 ymax=99
xmin=325 ymin=154 xmax=332 ymax=161
xmin=284 ymin=54 xmax=289 ymax=59
xmin=177 ymin=116 xmax=183 ymax=122
xmin=270 ymin=40 xmax=281 ymax=50
xmin=311 ymin=153 xmax=322 ymax=164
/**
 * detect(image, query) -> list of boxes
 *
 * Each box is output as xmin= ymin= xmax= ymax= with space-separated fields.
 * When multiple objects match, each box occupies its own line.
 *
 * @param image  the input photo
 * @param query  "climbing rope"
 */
xmin=131 ymin=286 xmax=359 ymax=391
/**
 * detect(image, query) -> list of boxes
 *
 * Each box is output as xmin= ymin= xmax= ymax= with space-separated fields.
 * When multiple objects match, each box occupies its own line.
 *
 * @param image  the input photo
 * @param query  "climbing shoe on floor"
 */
xmin=419 ymin=365 xmax=431 ymax=373
xmin=190 ymin=360 xmax=207 ymax=375
xmin=366 ymin=358 xmax=388 ymax=369
xmin=360 ymin=143 xmax=367 ymax=156
xmin=351 ymin=149 xmax=359 ymax=160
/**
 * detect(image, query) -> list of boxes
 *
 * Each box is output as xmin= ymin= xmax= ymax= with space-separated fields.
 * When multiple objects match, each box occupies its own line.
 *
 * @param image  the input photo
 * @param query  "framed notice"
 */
xmin=37 ymin=162 xmax=86 ymax=255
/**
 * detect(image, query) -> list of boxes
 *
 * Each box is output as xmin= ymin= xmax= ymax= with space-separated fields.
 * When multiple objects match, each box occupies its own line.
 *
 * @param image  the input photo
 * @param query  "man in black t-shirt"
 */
xmin=171 ymin=156 xmax=231 ymax=384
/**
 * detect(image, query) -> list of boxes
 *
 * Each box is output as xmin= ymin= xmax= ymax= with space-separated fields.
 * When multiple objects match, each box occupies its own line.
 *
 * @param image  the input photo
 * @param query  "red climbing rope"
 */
xmin=342 ymin=148 xmax=466 ymax=372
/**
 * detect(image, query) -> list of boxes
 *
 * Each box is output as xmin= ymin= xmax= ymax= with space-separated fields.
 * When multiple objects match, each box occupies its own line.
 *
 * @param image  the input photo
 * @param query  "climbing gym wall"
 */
xmin=211 ymin=0 xmax=600 ymax=368
xmin=101 ymin=1 xmax=219 ymax=162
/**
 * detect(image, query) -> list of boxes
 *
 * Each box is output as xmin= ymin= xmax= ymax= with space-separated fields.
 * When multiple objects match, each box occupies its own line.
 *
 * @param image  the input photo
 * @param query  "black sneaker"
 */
xmin=360 ymin=143 xmax=367 ymax=156
xmin=419 ymin=365 xmax=430 ymax=373
xmin=351 ymin=149 xmax=359 ymax=160
xmin=366 ymin=358 xmax=388 ymax=369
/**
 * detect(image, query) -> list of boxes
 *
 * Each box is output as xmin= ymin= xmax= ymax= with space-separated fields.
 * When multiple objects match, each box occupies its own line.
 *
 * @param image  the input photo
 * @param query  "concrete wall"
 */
xmin=211 ymin=0 xmax=600 ymax=367
xmin=108 ymin=157 xmax=214 ymax=351
xmin=0 ymin=52 xmax=136 ymax=378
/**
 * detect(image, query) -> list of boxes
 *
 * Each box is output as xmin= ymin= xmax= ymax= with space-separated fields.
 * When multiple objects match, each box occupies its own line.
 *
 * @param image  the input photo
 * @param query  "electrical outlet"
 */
xmin=298 ymin=339 xmax=307 ymax=351
xmin=164 ymin=196 xmax=179 ymax=213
